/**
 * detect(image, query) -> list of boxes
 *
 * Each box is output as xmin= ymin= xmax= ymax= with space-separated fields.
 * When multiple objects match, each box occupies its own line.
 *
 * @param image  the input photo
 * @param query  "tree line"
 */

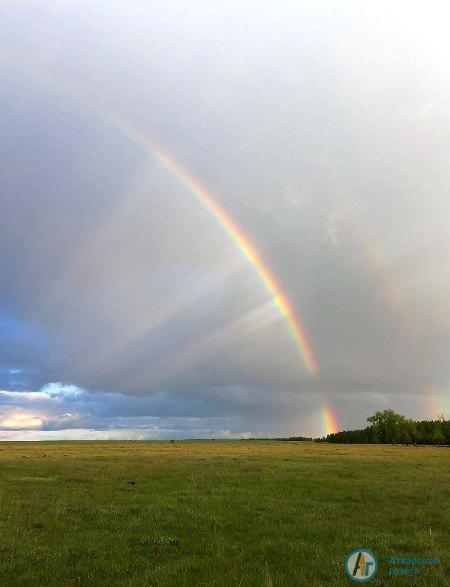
xmin=323 ymin=410 xmax=449 ymax=445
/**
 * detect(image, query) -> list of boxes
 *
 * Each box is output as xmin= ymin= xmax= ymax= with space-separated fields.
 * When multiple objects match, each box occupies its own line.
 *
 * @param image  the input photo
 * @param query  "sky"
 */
xmin=1 ymin=0 xmax=449 ymax=439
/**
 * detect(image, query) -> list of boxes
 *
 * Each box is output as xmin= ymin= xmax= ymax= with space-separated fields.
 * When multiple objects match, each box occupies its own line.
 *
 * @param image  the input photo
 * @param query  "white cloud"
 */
xmin=0 ymin=390 xmax=51 ymax=402
xmin=0 ymin=412 xmax=43 ymax=430
xmin=0 ymin=428 xmax=149 ymax=441
xmin=41 ymin=383 xmax=84 ymax=398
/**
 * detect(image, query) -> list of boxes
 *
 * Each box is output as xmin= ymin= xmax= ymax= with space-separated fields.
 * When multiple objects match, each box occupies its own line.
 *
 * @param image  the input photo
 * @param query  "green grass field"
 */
xmin=0 ymin=441 xmax=448 ymax=586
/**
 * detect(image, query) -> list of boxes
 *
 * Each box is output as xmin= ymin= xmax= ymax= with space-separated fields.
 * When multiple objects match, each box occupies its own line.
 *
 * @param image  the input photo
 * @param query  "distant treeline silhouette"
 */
xmin=323 ymin=410 xmax=449 ymax=445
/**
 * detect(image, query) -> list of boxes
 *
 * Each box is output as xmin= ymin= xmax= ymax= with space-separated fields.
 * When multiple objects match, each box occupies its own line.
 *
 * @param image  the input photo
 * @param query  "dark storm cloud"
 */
xmin=0 ymin=1 xmax=449 ymax=436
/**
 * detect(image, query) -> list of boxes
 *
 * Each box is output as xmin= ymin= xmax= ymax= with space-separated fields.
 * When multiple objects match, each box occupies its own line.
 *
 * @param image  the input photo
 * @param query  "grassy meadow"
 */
xmin=0 ymin=441 xmax=448 ymax=586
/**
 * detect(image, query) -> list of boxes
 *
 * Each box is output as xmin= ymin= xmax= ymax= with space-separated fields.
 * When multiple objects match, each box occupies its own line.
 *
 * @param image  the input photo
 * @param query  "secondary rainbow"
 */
xmin=426 ymin=387 xmax=448 ymax=421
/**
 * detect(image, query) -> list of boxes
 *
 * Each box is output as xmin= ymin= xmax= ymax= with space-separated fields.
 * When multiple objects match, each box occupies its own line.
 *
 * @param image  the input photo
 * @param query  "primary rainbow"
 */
xmin=1 ymin=53 xmax=318 ymax=376
xmin=155 ymin=148 xmax=319 ymax=375
xmin=321 ymin=398 xmax=339 ymax=435
xmin=98 ymin=115 xmax=318 ymax=375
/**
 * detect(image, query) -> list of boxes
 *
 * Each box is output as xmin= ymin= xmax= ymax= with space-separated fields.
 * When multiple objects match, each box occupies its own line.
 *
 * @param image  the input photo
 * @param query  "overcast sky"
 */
xmin=1 ymin=1 xmax=449 ymax=439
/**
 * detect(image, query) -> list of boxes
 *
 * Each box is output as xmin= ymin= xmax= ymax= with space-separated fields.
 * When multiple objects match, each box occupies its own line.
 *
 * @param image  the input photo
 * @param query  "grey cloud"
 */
xmin=0 ymin=1 xmax=449 ymax=437
xmin=0 ymin=384 xmax=441 ymax=439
